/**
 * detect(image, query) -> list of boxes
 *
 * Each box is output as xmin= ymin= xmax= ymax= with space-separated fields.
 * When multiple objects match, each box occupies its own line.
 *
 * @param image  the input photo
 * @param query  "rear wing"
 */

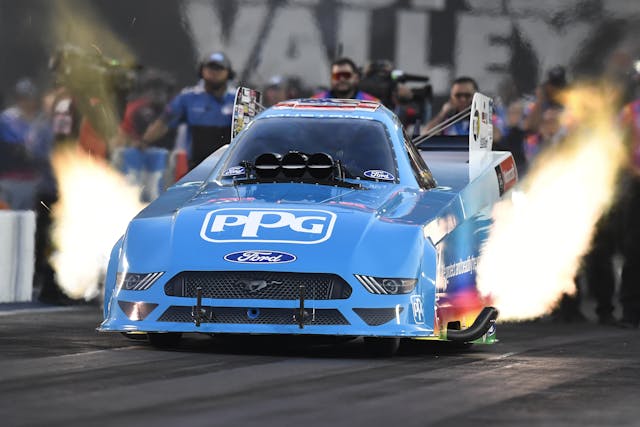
xmin=468 ymin=93 xmax=494 ymax=181
xmin=413 ymin=92 xmax=494 ymax=181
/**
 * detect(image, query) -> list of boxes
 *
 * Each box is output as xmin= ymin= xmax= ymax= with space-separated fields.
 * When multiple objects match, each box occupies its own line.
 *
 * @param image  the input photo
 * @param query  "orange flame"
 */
xmin=50 ymin=147 xmax=145 ymax=300
xmin=477 ymin=84 xmax=626 ymax=321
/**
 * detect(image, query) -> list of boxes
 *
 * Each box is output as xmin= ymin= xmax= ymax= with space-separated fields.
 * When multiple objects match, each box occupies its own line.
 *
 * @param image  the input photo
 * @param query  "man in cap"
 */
xmin=143 ymin=51 xmax=236 ymax=170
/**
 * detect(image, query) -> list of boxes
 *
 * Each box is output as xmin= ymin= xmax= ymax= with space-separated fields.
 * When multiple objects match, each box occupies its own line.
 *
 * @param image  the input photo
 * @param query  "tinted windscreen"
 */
xmin=217 ymin=117 xmax=396 ymax=181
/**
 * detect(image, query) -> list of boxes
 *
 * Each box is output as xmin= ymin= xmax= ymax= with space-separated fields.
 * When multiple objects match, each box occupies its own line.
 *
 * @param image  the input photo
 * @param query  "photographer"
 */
xmin=359 ymin=60 xmax=432 ymax=130
xmin=49 ymin=44 xmax=138 ymax=159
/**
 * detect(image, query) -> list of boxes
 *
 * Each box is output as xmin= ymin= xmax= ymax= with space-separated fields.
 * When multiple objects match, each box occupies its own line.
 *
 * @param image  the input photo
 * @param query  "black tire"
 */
xmin=147 ymin=332 xmax=183 ymax=348
xmin=364 ymin=337 xmax=401 ymax=357
xmin=120 ymin=332 xmax=147 ymax=341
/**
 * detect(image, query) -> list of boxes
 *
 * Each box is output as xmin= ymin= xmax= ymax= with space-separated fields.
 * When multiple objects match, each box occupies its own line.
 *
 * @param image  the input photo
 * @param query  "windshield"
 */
xmin=216 ymin=117 xmax=397 ymax=182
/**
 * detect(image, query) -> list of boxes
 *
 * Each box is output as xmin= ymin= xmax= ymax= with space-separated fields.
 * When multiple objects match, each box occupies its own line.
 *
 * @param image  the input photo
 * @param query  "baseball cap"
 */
xmin=14 ymin=78 xmax=38 ymax=99
xmin=203 ymin=51 xmax=232 ymax=69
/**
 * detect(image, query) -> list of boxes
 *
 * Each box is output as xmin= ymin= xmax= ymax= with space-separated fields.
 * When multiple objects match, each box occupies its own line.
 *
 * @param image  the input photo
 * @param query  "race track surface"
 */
xmin=0 ymin=305 xmax=639 ymax=427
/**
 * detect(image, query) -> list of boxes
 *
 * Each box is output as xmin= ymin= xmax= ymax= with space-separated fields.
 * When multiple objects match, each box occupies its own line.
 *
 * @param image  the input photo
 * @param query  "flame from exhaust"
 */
xmin=46 ymin=2 xmax=142 ymax=300
xmin=477 ymin=85 xmax=627 ymax=321
xmin=50 ymin=148 xmax=146 ymax=300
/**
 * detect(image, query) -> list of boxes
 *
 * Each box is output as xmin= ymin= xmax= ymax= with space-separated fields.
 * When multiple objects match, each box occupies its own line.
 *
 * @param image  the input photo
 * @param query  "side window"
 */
xmin=403 ymin=130 xmax=436 ymax=189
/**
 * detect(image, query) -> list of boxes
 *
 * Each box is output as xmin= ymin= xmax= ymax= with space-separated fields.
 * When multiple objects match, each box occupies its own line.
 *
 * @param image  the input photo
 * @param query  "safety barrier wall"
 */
xmin=0 ymin=210 xmax=35 ymax=303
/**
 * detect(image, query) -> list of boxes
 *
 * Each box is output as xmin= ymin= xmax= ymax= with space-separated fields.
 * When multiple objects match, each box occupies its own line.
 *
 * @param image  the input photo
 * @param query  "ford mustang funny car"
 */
xmin=99 ymin=92 xmax=517 ymax=355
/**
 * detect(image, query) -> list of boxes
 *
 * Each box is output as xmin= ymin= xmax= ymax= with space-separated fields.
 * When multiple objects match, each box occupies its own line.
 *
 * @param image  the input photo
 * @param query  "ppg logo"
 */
xmin=200 ymin=208 xmax=336 ymax=244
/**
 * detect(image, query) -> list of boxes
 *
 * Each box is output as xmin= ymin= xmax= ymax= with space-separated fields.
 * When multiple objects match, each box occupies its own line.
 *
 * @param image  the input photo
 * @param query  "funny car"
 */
xmin=99 ymin=92 xmax=517 ymax=355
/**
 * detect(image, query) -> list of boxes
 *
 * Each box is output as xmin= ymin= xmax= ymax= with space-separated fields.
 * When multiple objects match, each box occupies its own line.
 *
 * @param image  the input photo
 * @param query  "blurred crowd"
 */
xmin=1 ymin=44 xmax=640 ymax=327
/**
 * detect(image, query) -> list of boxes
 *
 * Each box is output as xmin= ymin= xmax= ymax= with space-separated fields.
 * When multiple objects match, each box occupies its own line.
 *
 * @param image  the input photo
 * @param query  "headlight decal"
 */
xmin=354 ymin=275 xmax=417 ymax=295
xmin=116 ymin=272 xmax=164 ymax=291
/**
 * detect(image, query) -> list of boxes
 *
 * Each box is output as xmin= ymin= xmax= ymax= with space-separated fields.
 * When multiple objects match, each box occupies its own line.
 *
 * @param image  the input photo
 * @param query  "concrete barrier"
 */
xmin=0 ymin=210 xmax=35 ymax=303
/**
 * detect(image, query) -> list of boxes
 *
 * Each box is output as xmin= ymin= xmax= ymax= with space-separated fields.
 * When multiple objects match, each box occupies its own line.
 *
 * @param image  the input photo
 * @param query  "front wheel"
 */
xmin=148 ymin=332 xmax=183 ymax=348
xmin=363 ymin=337 xmax=401 ymax=357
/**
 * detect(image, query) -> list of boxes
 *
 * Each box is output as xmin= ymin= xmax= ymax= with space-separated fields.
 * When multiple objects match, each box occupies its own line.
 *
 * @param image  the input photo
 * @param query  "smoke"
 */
xmin=477 ymin=84 xmax=627 ymax=321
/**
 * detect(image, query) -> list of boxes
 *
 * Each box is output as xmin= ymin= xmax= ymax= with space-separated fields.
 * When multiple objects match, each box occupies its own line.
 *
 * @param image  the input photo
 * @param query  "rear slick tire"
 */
xmin=148 ymin=332 xmax=183 ymax=348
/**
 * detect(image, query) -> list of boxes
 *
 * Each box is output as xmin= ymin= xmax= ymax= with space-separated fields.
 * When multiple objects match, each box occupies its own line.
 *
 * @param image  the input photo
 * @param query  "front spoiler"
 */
xmin=99 ymin=298 xmax=436 ymax=337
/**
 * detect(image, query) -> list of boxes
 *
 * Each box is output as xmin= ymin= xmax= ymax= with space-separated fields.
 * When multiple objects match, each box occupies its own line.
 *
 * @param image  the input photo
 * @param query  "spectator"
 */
xmin=47 ymin=82 xmax=80 ymax=143
xmin=359 ymin=59 xmax=395 ymax=107
xmin=284 ymin=76 xmax=310 ymax=99
xmin=112 ymin=69 xmax=176 ymax=201
xmin=0 ymin=78 xmax=42 ymax=210
xmin=420 ymin=76 xmax=502 ymax=142
xmin=0 ymin=78 xmax=66 ymax=303
xmin=571 ymin=56 xmax=640 ymax=328
xmin=311 ymin=57 xmax=379 ymax=101
xmin=523 ymin=66 xmax=567 ymax=134
xmin=493 ymin=100 xmax=528 ymax=176
xmin=612 ymin=85 xmax=640 ymax=327
xmin=262 ymin=75 xmax=288 ymax=107
xmin=524 ymin=106 xmax=566 ymax=165
xmin=143 ymin=51 xmax=236 ymax=170
xmin=422 ymin=76 xmax=477 ymax=136
xmin=523 ymin=106 xmax=564 ymax=166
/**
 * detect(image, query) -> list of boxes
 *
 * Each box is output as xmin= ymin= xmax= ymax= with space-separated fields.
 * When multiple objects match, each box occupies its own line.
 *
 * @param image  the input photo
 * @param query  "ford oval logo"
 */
xmin=223 ymin=166 xmax=245 ymax=176
xmin=364 ymin=169 xmax=395 ymax=181
xmin=224 ymin=250 xmax=296 ymax=264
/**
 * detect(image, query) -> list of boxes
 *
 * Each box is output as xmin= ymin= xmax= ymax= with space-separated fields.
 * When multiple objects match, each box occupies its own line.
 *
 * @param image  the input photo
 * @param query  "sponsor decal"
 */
xmin=494 ymin=156 xmax=517 ymax=196
xmin=486 ymin=322 xmax=496 ymax=337
xmin=222 ymin=166 xmax=246 ymax=176
xmin=363 ymin=169 xmax=395 ymax=181
xmin=201 ymin=208 xmax=336 ymax=243
xmin=443 ymin=255 xmax=480 ymax=280
xmin=224 ymin=250 xmax=296 ymax=264
xmin=472 ymin=108 xmax=480 ymax=142
xmin=495 ymin=164 xmax=505 ymax=195
xmin=411 ymin=295 xmax=425 ymax=324
xmin=499 ymin=156 xmax=517 ymax=192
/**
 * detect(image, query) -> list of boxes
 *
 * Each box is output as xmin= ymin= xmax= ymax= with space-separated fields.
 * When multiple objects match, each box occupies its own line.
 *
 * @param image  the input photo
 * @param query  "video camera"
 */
xmin=49 ymin=44 xmax=139 ymax=107
xmin=359 ymin=60 xmax=433 ymax=127
xmin=49 ymin=44 xmax=141 ymax=138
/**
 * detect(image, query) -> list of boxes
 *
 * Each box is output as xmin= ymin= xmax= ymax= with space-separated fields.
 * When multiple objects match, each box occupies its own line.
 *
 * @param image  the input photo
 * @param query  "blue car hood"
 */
xmin=122 ymin=183 xmax=445 ymax=277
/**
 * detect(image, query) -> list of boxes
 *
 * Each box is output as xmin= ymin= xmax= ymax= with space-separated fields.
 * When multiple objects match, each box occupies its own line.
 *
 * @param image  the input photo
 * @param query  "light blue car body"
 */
xmin=99 ymin=99 xmax=515 ymax=341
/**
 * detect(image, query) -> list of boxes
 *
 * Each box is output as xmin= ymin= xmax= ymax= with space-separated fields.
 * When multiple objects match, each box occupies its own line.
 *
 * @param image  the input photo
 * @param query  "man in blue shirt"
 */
xmin=143 ymin=52 xmax=236 ymax=170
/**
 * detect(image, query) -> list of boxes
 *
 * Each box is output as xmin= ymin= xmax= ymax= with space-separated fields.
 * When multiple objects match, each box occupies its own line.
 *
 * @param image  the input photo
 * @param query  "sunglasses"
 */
xmin=453 ymin=92 xmax=473 ymax=99
xmin=332 ymin=71 xmax=354 ymax=80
